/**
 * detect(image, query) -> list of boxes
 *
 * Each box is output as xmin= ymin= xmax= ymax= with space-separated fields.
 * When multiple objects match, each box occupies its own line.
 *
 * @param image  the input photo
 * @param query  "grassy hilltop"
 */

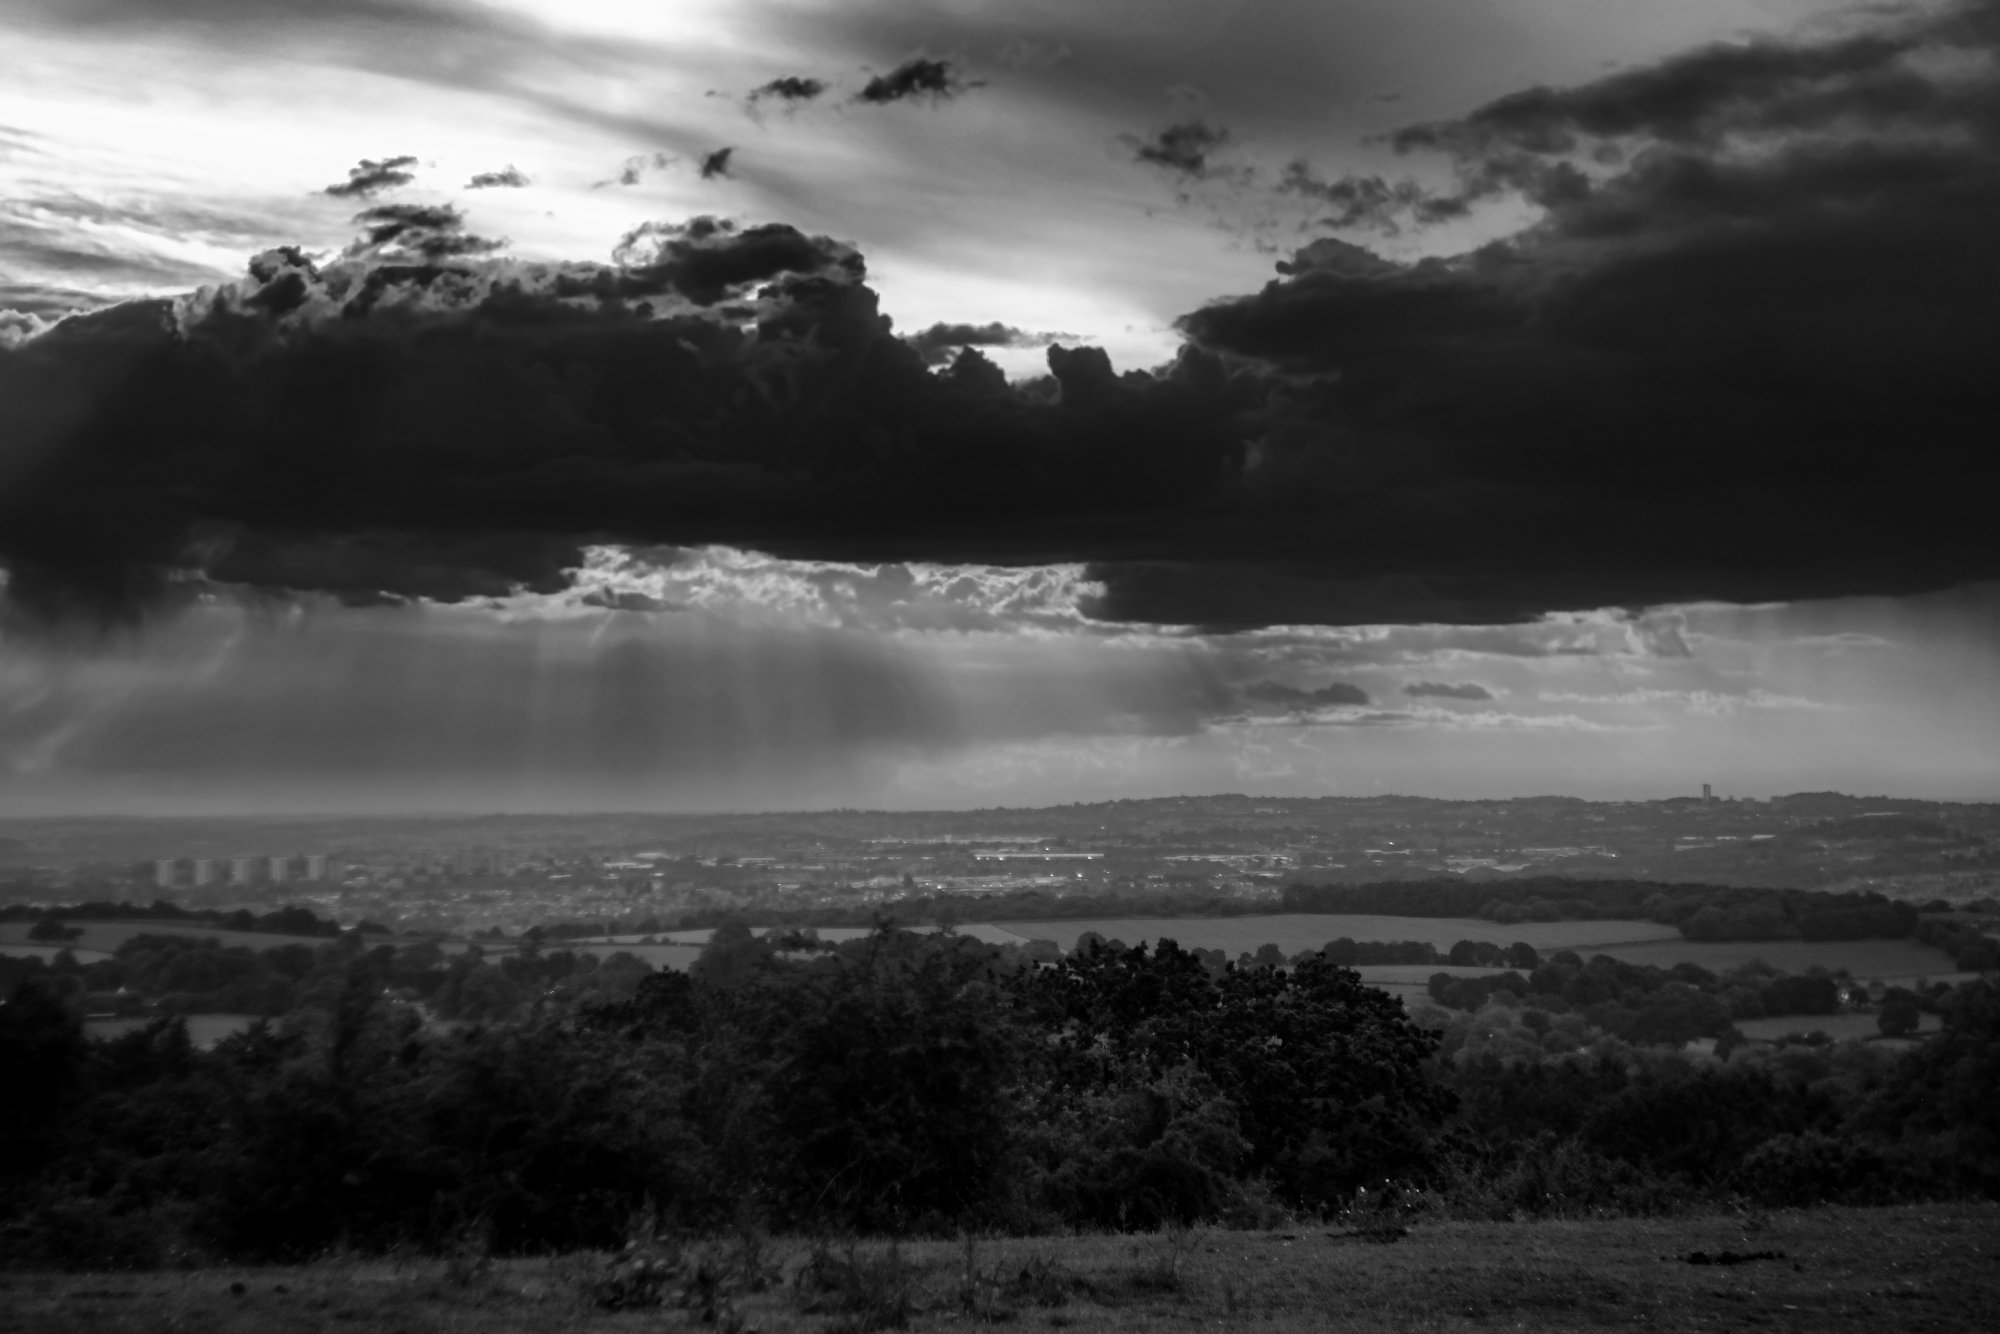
xmin=4 ymin=1205 xmax=1996 ymax=1333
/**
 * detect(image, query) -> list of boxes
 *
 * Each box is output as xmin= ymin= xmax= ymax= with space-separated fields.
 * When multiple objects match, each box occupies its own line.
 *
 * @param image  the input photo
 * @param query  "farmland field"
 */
xmin=81 ymin=1013 xmax=261 ymax=1047
xmin=567 ymin=942 xmax=705 ymax=971
xmin=648 ymin=924 xmax=1034 ymax=948
xmin=0 ymin=942 xmax=113 ymax=962
xmin=997 ymin=914 xmax=1683 ymax=956
xmin=1734 ymin=1011 xmax=1943 ymax=1042
xmin=0 ymin=920 xmax=333 ymax=954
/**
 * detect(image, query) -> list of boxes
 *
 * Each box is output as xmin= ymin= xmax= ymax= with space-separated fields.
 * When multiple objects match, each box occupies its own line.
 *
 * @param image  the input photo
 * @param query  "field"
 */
xmin=3 ymin=1204 xmax=1993 ymax=1333
xmin=1734 ymin=1011 xmax=1944 ymax=1042
xmin=81 ymin=1014 xmax=262 ymax=1047
xmin=567 ymin=942 xmax=705 ymax=972
xmin=647 ymin=925 xmax=1033 ymax=948
xmin=0 ymin=921 xmax=334 ymax=955
xmin=999 ymin=914 xmax=1684 ymax=956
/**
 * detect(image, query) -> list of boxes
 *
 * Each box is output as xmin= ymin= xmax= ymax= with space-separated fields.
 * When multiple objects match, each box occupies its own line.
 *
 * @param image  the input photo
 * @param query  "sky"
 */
xmin=1 ymin=0 xmax=1997 ymax=813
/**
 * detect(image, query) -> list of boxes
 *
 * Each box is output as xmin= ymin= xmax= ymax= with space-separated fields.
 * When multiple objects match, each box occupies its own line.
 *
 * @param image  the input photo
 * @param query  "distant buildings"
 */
xmin=143 ymin=853 xmax=337 ymax=889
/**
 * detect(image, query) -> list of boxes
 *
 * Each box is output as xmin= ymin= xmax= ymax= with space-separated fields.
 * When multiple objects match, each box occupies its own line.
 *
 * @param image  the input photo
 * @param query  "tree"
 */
xmin=1877 ymin=997 xmax=1922 ymax=1037
xmin=27 ymin=915 xmax=79 ymax=943
xmin=1958 ymin=941 xmax=1998 ymax=973
xmin=0 ymin=980 xmax=86 ymax=1177
xmin=749 ymin=929 xmax=1023 ymax=1230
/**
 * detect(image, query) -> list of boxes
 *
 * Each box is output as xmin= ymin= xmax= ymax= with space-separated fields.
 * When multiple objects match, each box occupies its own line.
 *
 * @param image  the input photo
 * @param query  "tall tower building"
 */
xmin=230 ymin=857 xmax=256 ymax=885
xmin=1702 ymin=783 xmax=1713 ymax=802
xmin=305 ymin=854 xmax=327 ymax=881
xmin=154 ymin=859 xmax=176 ymax=889
xmin=191 ymin=859 xmax=215 ymax=886
xmin=268 ymin=856 xmax=290 ymax=884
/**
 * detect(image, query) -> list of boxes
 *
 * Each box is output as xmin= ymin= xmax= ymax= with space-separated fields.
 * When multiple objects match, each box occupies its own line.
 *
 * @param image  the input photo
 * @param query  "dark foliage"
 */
xmin=2 ymin=925 xmax=1995 ymax=1267
xmin=1283 ymin=877 xmax=1922 ymax=942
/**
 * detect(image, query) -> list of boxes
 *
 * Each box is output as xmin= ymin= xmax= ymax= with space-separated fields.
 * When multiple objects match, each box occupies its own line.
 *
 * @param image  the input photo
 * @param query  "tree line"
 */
xmin=2 ymin=921 xmax=1996 ymax=1271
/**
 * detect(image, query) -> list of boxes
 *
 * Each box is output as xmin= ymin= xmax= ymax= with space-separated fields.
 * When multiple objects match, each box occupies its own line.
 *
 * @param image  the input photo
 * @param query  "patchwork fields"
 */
xmin=996 ymin=914 xmax=1683 ymax=956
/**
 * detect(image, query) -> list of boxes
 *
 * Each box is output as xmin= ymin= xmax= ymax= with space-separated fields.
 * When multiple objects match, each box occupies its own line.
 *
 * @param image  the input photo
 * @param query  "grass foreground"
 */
xmin=2 ymin=1203 xmax=1995 ymax=1333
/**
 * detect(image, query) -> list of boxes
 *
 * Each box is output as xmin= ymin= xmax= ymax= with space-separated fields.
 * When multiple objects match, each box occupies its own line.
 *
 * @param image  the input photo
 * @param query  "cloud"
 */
xmin=465 ymin=165 xmax=529 ymax=190
xmin=0 ymin=309 xmax=62 ymax=349
xmin=5 ymin=4 xmax=1998 ymax=630
xmin=1404 ymin=680 xmax=1492 ymax=700
xmin=1168 ymin=0 xmax=2000 ymax=620
xmin=1277 ymin=161 xmax=1458 ymax=232
xmin=856 ymin=58 xmax=977 ymax=105
xmin=596 ymin=152 xmax=677 ymax=188
xmin=1242 ymin=679 xmax=1370 ymax=711
xmin=1538 ymin=687 xmax=1831 ymax=716
xmin=901 ymin=320 xmax=1078 ymax=366
xmin=748 ymin=76 xmax=827 ymax=104
xmin=323 ymin=154 xmax=418 ymax=199
xmin=0 ymin=223 xmax=1251 ymax=624
xmin=994 ymin=38 xmax=1072 ymax=70
xmin=699 ymin=147 xmax=736 ymax=181
xmin=347 ymin=203 xmax=505 ymax=260
xmin=551 ymin=545 xmax=1105 ymax=635
xmin=1128 ymin=119 xmax=1230 ymax=176
xmin=9 ymin=0 xmax=716 ymax=159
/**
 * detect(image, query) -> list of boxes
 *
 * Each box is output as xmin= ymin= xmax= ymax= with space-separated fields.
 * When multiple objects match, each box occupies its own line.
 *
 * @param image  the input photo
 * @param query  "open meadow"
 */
xmin=3 ymin=1204 xmax=1993 ymax=1334
xmin=0 ymin=921 xmax=333 ymax=956
xmin=1733 ymin=1010 xmax=1944 ymax=1042
xmin=80 ymin=1013 xmax=262 ymax=1048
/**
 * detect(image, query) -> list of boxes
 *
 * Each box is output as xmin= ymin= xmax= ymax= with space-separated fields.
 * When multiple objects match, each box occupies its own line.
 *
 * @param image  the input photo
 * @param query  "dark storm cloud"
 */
xmin=1163 ymin=0 xmax=2000 ymax=620
xmin=748 ymin=76 xmax=827 ymax=103
xmin=855 ymin=58 xmax=977 ymax=105
xmin=699 ymin=147 xmax=736 ymax=180
xmin=901 ymin=321 xmax=1077 ymax=366
xmin=1277 ymin=161 xmax=1459 ymax=232
xmin=348 ymin=203 xmax=504 ymax=260
xmin=1291 ymin=2 xmax=1994 ymax=235
xmin=5 ymin=3 xmax=2000 ymax=631
xmin=465 ymin=165 xmax=529 ymax=189
xmin=1405 ymin=681 xmax=1493 ymax=701
xmin=0 ymin=223 xmax=1252 ymax=625
xmin=323 ymin=154 xmax=418 ymax=199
